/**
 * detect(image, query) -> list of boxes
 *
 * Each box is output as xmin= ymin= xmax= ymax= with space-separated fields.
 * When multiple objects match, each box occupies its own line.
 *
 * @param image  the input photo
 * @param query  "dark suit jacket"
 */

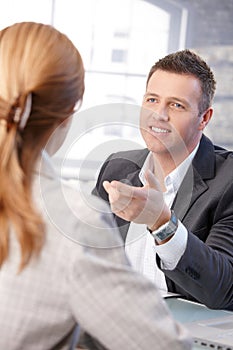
xmin=93 ymin=135 xmax=233 ymax=310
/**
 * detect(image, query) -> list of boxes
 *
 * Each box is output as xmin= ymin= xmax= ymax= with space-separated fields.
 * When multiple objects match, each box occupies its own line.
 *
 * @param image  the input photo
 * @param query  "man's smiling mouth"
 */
xmin=151 ymin=126 xmax=170 ymax=133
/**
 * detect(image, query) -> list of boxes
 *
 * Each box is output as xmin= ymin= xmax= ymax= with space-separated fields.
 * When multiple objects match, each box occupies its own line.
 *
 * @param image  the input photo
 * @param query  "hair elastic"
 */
xmin=18 ymin=93 xmax=32 ymax=130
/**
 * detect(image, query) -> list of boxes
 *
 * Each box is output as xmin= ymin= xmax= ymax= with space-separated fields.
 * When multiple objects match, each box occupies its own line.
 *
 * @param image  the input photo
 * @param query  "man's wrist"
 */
xmin=147 ymin=210 xmax=178 ymax=244
xmin=147 ymin=209 xmax=171 ymax=232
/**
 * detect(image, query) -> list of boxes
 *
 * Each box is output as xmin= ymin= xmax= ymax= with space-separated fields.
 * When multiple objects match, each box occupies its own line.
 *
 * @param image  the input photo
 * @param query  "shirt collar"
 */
xmin=139 ymin=151 xmax=155 ymax=185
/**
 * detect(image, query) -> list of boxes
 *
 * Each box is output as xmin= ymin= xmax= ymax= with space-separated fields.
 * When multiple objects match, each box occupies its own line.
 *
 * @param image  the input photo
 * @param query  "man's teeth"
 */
xmin=151 ymin=127 xmax=169 ymax=133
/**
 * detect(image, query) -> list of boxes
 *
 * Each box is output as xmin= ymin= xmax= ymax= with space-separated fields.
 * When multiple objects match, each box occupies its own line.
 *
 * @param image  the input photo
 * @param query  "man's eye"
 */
xmin=147 ymin=98 xmax=156 ymax=103
xmin=172 ymin=102 xmax=184 ymax=109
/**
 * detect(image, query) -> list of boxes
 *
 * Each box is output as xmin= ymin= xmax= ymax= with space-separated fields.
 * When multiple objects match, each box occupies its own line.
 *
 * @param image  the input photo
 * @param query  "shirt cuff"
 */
xmin=154 ymin=220 xmax=188 ymax=270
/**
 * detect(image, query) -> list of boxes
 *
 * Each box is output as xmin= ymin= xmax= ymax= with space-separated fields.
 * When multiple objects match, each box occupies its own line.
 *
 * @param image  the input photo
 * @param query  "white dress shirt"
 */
xmin=125 ymin=145 xmax=199 ymax=293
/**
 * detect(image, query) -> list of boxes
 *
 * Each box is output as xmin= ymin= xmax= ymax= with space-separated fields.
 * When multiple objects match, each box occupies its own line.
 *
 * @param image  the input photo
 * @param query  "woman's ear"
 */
xmin=199 ymin=107 xmax=213 ymax=131
xmin=46 ymin=116 xmax=72 ymax=156
xmin=60 ymin=116 xmax=72 ymax=128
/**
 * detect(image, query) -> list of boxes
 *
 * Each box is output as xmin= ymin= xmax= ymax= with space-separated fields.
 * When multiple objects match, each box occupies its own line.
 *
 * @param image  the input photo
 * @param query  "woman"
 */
xmin=0 ymin=22 xmax=191 ymax=350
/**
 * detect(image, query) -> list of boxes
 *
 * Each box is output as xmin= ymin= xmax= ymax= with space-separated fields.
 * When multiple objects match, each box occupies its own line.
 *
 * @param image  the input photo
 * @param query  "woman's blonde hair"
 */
xmin=0 ymin=22 xmax=85 ymax=270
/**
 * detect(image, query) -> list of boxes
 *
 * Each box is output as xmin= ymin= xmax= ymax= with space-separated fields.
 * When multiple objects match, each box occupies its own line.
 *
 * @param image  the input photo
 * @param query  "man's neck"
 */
xmin=152 ymin=144 xmax=199 ymax=183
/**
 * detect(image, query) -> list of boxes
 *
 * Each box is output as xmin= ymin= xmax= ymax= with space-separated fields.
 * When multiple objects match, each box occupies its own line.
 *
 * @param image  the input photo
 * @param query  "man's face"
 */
xmin=140 ymin=69 xmax=207 ymax=159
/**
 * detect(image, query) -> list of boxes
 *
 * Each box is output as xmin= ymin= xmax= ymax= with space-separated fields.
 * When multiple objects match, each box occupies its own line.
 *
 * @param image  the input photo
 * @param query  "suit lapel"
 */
xmin=172 ymin=135 xmax=216 ymax=221
xmin=171 ymin=166 xmax=208 ymax=220
xmin=124 ymin=149 xmax=149 ymax=187
xmin=125 ymin=169 xmax=143 ymax=187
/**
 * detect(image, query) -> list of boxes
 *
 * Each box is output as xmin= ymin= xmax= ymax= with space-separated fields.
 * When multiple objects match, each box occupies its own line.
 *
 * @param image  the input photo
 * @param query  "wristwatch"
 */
xmin=147 ymin=210 xmax=178 ymax=244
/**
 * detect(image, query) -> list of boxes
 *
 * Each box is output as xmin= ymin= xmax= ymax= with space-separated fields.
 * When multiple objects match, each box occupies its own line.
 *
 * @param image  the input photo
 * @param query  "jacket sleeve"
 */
xmin=69 ymin=250 xmax=192 ymax=350
xmin=68 ymin=206 xmax=192 ymax=350
xmin=163 ymin=179 xmax=233 ymax=311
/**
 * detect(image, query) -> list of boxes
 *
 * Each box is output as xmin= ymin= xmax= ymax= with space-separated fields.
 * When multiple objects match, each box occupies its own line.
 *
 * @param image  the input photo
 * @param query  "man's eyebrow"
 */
xmin=144 ymin=92 xmax=192 ymax=108
xmin=143 ymin=92 xmax=159 ymax=97
xmin=169 ymin=96 xmax=191 ymax=107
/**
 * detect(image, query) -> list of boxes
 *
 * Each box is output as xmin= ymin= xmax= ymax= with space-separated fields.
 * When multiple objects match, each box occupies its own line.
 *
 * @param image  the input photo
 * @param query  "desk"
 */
xmin=165 ymin=297 xmax=233 ymax=350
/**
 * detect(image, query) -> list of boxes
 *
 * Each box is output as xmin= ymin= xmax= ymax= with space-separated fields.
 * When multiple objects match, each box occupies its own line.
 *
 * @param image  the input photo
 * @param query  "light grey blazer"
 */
xmin=0 ymin=154 xmax=191 ymax=350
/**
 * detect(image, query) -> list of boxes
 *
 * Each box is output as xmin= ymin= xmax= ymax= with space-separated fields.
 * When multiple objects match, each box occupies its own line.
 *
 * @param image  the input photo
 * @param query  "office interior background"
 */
xmin=1 ymin=0 xmax=233 ymax=183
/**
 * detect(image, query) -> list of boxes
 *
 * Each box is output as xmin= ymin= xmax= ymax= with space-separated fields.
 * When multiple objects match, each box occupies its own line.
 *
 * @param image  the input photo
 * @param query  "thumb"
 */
xmin=144 ymin=170 xmax=162 ymax=191
xmin=103 ymin=180 xmax=113 ymax=194
xmin=103 ymin=180 xmax=119 ymax=201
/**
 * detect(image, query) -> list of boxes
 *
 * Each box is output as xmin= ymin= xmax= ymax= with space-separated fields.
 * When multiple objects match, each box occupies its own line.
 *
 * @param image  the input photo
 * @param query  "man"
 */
xmin=93 ymin=49 xmax=233 ymax=311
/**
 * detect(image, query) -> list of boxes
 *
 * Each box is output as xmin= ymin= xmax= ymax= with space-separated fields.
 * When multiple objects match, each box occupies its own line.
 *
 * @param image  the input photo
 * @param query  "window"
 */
xmin=0 ymin=0 xmax=232 ymax=183
xmin=111 ymin=49 xmax=127 ymax=63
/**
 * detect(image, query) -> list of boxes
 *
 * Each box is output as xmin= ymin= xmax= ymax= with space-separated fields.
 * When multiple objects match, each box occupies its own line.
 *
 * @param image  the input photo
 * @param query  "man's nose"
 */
xmin=152 ymin=105 xmax=169 ymax=121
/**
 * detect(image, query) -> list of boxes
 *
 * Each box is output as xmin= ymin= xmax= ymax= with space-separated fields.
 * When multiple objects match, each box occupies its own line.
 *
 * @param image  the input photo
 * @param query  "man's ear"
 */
xmin=199 ymin=107 xmax=213 ymax=131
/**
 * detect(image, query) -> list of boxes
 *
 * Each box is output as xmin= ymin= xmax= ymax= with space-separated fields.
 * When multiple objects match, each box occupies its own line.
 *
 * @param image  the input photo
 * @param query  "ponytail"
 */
xmin=0 ymin=22 xmax=85 ymax=270
xmin=0 ymin=96 xmax=44 ymax=271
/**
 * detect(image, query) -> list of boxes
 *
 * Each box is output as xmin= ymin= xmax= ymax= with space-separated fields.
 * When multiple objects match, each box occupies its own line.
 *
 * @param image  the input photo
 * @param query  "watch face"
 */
xmin=156 ymin=229 xmax=172 ymax=241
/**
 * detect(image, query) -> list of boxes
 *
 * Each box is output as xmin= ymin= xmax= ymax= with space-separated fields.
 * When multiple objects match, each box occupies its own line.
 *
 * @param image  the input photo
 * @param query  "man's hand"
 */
xmin=103 ymin=170 xmax=171 ymax=230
